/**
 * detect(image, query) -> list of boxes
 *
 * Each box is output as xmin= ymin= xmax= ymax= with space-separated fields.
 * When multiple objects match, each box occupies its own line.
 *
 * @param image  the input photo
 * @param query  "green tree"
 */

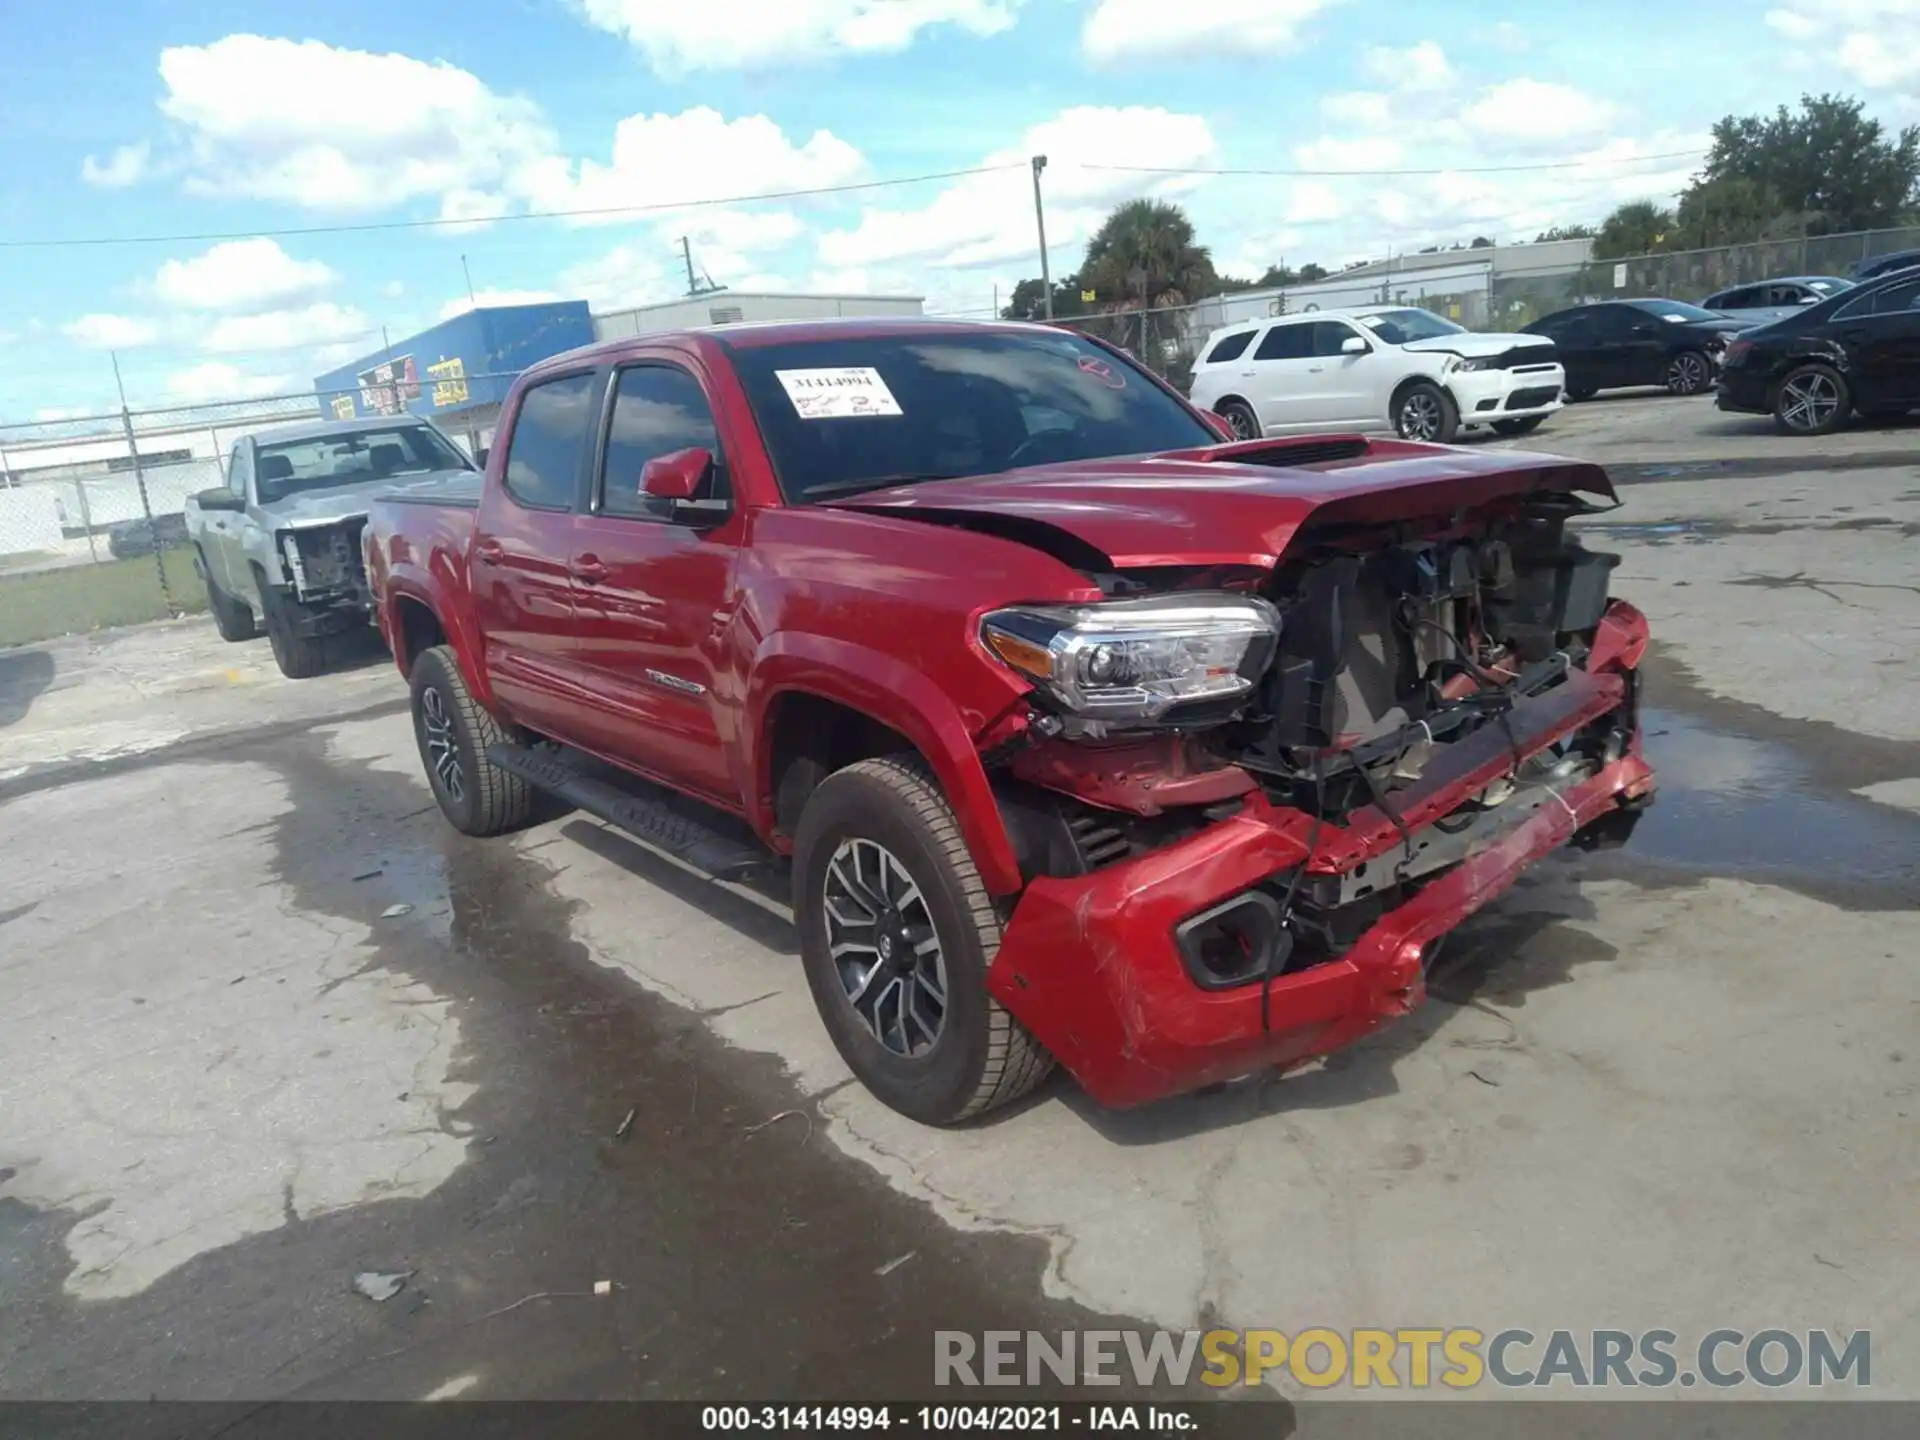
xmin=999 ymin=275 xmax=1088 ymax=321
xmin=1077 ymin=199 xmax=1218 ymax=311
xmin=1593 ymin=200 xmax=1675 ymax=260
xmin=1674 ymin=173 xmax=1787 ymax=248
xmin=1692 ymin=93 xmax=1920 ymax=235
xmin=1534 ymin=224 xmax=1596 ymax=242
xmin=1469 ymin=235 xmax=1496 ymax=248
xmin=1297 ymin=262 xmax=1329 ymax=282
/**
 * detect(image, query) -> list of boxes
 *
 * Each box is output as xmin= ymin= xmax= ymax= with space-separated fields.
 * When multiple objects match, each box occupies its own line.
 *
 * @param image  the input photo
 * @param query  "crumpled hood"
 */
xmin=1398 ymin=331 xmax=1554 ymax=359
xmin=831 ymin=440 xmax=1612 ymax=570
xmin=267 ymin=468 xmax=474 ymax=529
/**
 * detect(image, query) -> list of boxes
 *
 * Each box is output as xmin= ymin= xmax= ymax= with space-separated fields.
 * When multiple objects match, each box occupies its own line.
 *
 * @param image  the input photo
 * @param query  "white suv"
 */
xmin=1188 ymin=306 xmax=1565 ymax=444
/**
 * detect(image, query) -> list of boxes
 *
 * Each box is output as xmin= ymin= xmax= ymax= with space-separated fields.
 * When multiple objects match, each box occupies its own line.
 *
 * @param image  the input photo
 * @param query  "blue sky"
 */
xmin=2 ymin=0 xmax=1916 ymax=421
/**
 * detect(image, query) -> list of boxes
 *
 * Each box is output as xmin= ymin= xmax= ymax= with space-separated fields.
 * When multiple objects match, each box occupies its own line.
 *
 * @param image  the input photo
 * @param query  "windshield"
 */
xmin=1805 ymin=277 xmax=1852 ymax=296
xmin=254 ymin=425 xmax=471 ymax=503
xmin=1352 ymin=308 xmax=1465 ymax=345
xmin=1630 ymin=299 xmax=1722 ymax=322
xmin=725 ymin=329 xmax=1219 ymax=503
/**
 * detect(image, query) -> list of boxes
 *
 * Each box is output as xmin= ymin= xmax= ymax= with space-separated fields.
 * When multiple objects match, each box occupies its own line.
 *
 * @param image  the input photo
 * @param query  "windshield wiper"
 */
xmin=804 ymin=473 xmax=963 ymax=501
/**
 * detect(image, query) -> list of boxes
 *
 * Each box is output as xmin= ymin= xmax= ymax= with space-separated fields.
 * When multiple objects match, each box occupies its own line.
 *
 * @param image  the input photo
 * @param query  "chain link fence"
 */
xmin=0 ymin=378 xmax=511 ymax=649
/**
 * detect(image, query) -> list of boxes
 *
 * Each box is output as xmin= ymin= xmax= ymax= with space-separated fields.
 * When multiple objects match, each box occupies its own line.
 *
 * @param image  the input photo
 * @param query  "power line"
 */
xmin=1074 ymin=148 xmax=1709 ymax=179
xmin=0 ymin=163 xmax=1029 ymax=250
xmin=0 ymin=149 xmax=1711 ymax=251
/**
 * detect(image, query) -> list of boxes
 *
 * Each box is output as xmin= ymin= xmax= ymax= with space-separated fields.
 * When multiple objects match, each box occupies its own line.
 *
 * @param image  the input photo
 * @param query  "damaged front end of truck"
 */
xmin=855 ymin=439 xmax=1656 ymax=1106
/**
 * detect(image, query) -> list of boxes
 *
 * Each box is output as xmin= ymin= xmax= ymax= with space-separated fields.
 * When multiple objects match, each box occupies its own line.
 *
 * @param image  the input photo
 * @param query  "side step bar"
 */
xmin=487 ymin=743 xmax=766 ymax=882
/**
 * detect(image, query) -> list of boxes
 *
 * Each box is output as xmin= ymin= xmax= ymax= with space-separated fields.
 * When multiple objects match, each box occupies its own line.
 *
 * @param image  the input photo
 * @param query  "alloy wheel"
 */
xmin=821 ymin=837 xmax=948 ymax=1058
xmin=1669 ymin=353 xmax=1708 ymax=394
xmin=1779 ymin=371 xmax=1840 ymax=432
xmin=1399 ymin=392 xmax=1442 ymax=440
xmin=420 ymin=685 xmax=464 ymax=804
xmin=1225 ymin=406 xmax=1259 ymax=440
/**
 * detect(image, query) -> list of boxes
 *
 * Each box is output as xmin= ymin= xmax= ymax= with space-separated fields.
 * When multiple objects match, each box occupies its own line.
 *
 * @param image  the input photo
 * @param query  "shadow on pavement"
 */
xmin=0 ymin=646 xmax=55 ymax=728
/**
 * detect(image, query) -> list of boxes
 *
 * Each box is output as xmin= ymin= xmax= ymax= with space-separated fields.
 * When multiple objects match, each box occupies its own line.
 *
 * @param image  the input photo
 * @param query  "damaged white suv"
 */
xmin=1189 ymin=305 xmax=1565 ymax=444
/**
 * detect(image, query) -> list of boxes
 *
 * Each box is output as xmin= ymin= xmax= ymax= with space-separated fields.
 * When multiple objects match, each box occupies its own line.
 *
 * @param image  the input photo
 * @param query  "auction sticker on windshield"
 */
xmin=776 ymin=367 xmax=903 ymax=419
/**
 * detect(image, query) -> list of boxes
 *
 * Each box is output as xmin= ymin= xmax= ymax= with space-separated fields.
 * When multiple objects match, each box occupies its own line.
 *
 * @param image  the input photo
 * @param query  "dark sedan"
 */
xmin=1850 ymin=248 xmax=1920 ymax=282
xmin=1523 ymin=299 xmax=1750 ymax=400
xmin=1716 ymin=270 xmax=1920 ymax=434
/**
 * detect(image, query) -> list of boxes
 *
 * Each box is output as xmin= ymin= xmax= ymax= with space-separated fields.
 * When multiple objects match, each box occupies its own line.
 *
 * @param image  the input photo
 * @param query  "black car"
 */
xmin=1522 ymin=299 xmax=1750 ymax=400
xmin=1715 ymin=269 xmax=1920 ymax=435
xmin=105 ymin=512 xmax=189 ymax=558
xmin=1851 ymin=248 xmax=1920 ymax=282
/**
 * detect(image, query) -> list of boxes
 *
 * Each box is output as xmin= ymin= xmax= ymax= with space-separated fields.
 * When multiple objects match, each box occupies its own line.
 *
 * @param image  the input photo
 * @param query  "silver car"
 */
xmin=184 ymin=415 xmax=476 ymax=677
xmin=1702 ymin=275 xmax=1853 ymax=327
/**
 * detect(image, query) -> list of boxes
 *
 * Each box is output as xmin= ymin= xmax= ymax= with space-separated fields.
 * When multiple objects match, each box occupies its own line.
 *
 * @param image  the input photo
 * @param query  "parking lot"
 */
xmin=2 ymin=392 xmax=1917 ymax=1405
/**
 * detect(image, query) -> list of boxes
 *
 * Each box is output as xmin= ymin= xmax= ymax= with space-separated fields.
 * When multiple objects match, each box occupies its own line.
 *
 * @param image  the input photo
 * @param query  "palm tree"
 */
xmin=1593 ymin=200 xmax=1676 ymax=260
xmin=1078 ymin=199 xmax=1218 ymax=311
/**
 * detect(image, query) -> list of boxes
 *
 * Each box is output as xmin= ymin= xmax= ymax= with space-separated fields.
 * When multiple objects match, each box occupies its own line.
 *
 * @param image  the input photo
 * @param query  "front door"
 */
xmin=1840 ymin=278 xmax=1920 ymax=407
xmin=1595 ymin=305 xmax=1658 ymax=388
xmin=468 ymin=369 xmax=601 ymax=737
xmin=207 ymin=443 xmax=251 ymax=593
xmin=565 ymin=360 xmax=742 ymax=806
xmin=1304 ymin=319 xmax=1379 ymax=426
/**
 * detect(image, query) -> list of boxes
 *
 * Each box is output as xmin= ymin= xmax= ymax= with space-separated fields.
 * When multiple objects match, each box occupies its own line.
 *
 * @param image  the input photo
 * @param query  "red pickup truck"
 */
xmin=364 ymin=318 xmax=1655 ymax=1125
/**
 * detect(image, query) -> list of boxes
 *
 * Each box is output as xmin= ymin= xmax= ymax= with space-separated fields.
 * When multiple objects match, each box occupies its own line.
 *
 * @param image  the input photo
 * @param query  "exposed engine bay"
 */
xmin=279 ymin=519 xmax=373 ymax=609
xmin=992 ymin=489 xmax=1641 ymax=980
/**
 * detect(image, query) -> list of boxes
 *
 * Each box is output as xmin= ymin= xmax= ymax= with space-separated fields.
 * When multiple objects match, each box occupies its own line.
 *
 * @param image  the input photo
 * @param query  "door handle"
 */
xmin=473 ymin=539 xmax=505 ymax=565
xmin=1308 ymin=365 xmax=1325 ymax=373
xmin=570 ymin=555 xmax=609 ymax=584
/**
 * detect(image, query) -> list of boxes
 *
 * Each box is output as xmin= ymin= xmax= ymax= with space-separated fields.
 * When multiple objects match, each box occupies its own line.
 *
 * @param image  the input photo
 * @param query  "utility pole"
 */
xmin=1031 ymin=155 xmax=1054 ymax=320
xmin=461 ymin=254 xmax=477 ymax=306
xmin=682 ymin=236 xmax=698 ymax=296
xmin=110 ymin=350 xmax=174 ymax=612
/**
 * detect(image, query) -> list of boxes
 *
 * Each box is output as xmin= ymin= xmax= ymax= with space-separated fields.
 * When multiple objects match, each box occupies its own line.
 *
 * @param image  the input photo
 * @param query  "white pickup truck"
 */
xmin=1188 ymin=305 xmax=1565 ymax=445
xmin=184 ymin=415 xmax=476 ymax=677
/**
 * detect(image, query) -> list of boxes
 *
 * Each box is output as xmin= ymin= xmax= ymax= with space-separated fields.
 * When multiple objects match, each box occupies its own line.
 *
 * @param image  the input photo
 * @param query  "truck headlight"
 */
xmin=980 ymin=593 xmax=1280 ymax=729
xmin=279 ymin=532 xmax=307 ymax=590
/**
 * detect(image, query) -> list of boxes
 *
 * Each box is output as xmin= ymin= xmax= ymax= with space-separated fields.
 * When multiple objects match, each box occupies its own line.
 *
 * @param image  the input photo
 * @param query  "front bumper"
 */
xmin=1450 ymin=363 xmax=1568 ymax=422
xmin=987 ymin=601 xmax=1654 ymax=1108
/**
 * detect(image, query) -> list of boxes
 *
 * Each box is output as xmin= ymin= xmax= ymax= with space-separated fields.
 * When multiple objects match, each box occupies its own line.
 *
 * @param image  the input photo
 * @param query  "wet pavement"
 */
xmin=3 ymin=411 xmax=1918 ymax=1407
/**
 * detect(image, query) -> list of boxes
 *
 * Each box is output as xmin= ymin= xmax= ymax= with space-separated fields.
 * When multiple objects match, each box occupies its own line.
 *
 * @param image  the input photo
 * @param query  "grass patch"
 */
xmin=0 ymin=547 xmax=207 ymax=649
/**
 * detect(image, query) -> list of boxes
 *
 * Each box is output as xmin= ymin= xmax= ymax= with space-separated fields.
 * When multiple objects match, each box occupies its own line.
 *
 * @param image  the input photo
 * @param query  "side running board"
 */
xmin=487 ymin=743 xmax=766 ymax=882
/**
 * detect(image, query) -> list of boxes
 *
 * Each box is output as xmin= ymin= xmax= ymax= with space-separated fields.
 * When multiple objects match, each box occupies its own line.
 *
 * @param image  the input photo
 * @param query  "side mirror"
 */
xmin=1798 ymin=294 xmax=1820 ymax=305
xmin=1341 ymin=335 xmax=1370 ymax=355
xmin=640 ymin=446 xmax=715 ymax=501
xmin=195 ymin=486 xmax=245 ymax=512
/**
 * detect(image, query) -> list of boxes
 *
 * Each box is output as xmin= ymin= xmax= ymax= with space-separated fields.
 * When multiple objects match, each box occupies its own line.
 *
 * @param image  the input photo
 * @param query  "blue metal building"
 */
xmin=312 ymin=301 xmax=594 ymax=442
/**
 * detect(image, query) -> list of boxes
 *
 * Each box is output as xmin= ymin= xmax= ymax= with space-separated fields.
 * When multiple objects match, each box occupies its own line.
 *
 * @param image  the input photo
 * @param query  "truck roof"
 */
xmin=520 ymin=315 xmax=1062 ymax=383
xmin=251 ymin=413 xmax=447 ymax=446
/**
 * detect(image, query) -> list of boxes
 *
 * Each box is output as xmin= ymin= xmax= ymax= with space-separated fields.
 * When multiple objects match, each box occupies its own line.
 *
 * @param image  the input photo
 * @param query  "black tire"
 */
xmin=1665 ymin=349 xmax=1712 ymax=396
xmin=793 ymin=757 xmax=1051 ymax=1125
xmin=198 ymin=551 xmax=256 ymax=642
xmin=1490 ymin=414 xmax=1547 ymax=437
xmin=409 ymin=644 xmax=533 ymax=836
xmin=1393 ymin=381 xmax=1459 ymax=443
xmin=1773 ymin=363 xmax=1850 ymax=436
xmin=1215 ymin=398 xmax=1261 ymax=441
xmin=1565 ymin=386 xmax=1597 ymax=402
xmin=255 ymin=573 xmax=330 ymax=679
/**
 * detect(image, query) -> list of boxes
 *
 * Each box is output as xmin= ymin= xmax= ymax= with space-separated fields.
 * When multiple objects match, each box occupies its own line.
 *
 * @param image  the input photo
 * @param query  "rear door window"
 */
xmin=1252 ymin=324 xmax=1313 ymax=361
xmin=1203 ymin=330 xmax=1255 ymax=364
xmin=502 ymin=373 xmax=597 ymax=511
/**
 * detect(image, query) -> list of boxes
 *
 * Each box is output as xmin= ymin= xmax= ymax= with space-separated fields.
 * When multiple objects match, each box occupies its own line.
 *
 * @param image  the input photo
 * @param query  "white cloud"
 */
xmin=64 ymin=314 xmax=163 ymax=349
xmin=1459 ymin=79 xmax=1616 ymax=148
xmin=820 ymin=106 xmax=1217 ymax=272
xmin=1319 ymin=91 xmax=1395 ymax=129
xmin=1293 ymin=135 xmax=1404 ymax=172
xmin=517 ymin=108 xmax=863 ymax=225
xmin=1361 ymin=40 xmax=1452 ymax=91
xmin=1481 ymin=20 xmax=1530 ymax=53
xmin=438 ymin=288 xmax=561 ymax=320
xmin=1084 ymin=0 xmax=1340 ymax=63
xmin=164 ymin=362 xmax=294 ymax=401
xmin=152 ymin=35 xmax=554 ymax=215
xmin=575 ymin=0 xmax=1022 ymax=72
xmin=154 ymin=239 xmax=337 ymax=313
xmin=559 ymin=245 xmax=677 ymax=311
xmin=1768 ymin=0 xmax=1920 ymax=91
xmin=81 ymin=143 xmax=150 ymax=188
xmin=201 ymin=303 xmax=373 ymax=354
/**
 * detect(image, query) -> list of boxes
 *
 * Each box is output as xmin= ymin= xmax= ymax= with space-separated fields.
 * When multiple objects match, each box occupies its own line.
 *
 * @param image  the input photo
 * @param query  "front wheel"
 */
xmin=1394 ymin=382 xmax=1459 ymax=443
xmin=1773 ymin=364 xmax=1850 ymax=436
xmin=1491 ymin=415 xmax=1547 ymax=437
xmin=257 ymin=578 xmax=330 ymax=679
xmin=1215 ymin=399 xmax=1261 ymax=441
xmin=409 ymin=645 xmax=532 ymax=835
xmin=793 ymin=757 xmax=1051 ymax=1125
xmin=1666 ymin=349 xmax=1712 ymax=396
